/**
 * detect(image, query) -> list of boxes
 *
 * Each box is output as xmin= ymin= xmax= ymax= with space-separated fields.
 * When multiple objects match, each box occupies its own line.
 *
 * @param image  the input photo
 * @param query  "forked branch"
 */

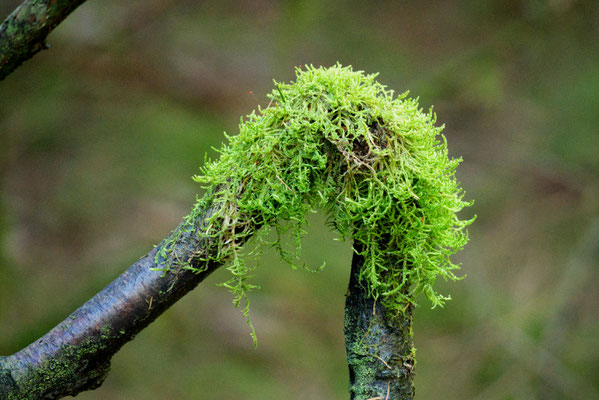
xmin=1 ymin=65 xmax=471 ymax=400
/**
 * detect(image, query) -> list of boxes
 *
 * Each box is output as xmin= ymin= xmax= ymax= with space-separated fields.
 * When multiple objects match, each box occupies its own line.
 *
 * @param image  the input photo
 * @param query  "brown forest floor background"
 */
xmin=1 ymin=1 xmax=598 ymax=399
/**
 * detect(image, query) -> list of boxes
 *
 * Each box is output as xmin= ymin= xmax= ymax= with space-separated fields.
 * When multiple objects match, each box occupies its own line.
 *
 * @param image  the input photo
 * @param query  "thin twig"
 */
xmin=376 ymin=356 xmax=393 ymax=370
xmin=276 ymin=174 xmax=293 ymax=192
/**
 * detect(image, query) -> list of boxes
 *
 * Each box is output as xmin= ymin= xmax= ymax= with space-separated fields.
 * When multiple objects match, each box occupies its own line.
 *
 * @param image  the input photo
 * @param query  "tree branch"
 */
xmin=345 ymin=242 xmax=415 ymax=400
xmin=0 ymin=0 xmax=87 ymax=81
xmin=0 ymin=201 xmax=237 ymax=399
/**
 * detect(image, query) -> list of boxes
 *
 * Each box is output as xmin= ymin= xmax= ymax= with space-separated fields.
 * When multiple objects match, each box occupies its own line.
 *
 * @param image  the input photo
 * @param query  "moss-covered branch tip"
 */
xmin=157 ymin=63 xmax=473 ymax=325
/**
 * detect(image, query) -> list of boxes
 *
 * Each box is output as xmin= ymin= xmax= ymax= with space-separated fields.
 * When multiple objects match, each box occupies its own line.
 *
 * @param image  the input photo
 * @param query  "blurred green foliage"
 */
xmin=1 ymin=0 xmax=598 ymax=399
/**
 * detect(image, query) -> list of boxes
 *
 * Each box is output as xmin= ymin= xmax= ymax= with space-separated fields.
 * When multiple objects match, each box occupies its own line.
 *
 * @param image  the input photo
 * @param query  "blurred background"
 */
xmin=1 ymin=0 xmax=598 ymax=399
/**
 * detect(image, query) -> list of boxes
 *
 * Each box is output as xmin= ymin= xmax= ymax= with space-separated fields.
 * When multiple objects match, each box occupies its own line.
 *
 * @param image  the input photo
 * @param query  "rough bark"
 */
xmin=345 ymin=242 xmax=415 ymax=400
xmin=0 ymin=202 xmax=228 ymax=399
xmin=0 ymin=0 xmax=87 ymax=80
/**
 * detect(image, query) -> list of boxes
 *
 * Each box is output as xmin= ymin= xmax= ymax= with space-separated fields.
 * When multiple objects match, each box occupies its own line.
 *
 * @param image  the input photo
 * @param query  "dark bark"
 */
xmin=0 ymin=202 xmax=227 ymax=399
xmin=345 ymin=242 xmax=415 ymax=400
xmin=0 ymin=0 xmax=87 ymax=81
xmin=0 ymin=207 xmax=416 ymax=399
xmin=0 ymin=189 xmax=417 ymax=400
xmin=0 ymin=208 xmax=417 ymax=400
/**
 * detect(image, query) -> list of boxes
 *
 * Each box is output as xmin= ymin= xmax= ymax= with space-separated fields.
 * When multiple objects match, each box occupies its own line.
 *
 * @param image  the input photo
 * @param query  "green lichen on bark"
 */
xmin=157 ymin=64 xmax=473 ymax=330
xmin=0 ymin=326 xmax=114 ymax=400
xmin=0 ymin=0 xmax=87 ymax=80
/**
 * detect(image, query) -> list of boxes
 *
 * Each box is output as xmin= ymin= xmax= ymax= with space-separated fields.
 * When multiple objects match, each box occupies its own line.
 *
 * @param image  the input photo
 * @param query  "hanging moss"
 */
xmin=156 ymin=64 xmax=473 ymax=338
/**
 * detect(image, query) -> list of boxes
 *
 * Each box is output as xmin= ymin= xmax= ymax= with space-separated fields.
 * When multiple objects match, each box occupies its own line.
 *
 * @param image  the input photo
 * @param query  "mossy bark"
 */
xmin=345 ymin=242 xmax=415 ymax=400
xmin=0 ymin=0 xmax=87 ymax=80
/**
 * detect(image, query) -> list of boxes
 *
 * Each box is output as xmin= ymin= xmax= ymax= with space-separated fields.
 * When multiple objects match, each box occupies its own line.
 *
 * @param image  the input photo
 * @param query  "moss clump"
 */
xmin=158 ymin=64 xmax=472 ymax=334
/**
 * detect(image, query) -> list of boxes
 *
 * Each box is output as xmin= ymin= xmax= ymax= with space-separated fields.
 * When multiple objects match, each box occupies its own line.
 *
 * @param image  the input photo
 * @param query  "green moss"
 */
xmin=2 ymin=334 xmax=113 ymax=399
xmin=158 ymin=64 xmax=473 ymax=337
xmin=345 ymin=309 xmax=415 ymax=398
